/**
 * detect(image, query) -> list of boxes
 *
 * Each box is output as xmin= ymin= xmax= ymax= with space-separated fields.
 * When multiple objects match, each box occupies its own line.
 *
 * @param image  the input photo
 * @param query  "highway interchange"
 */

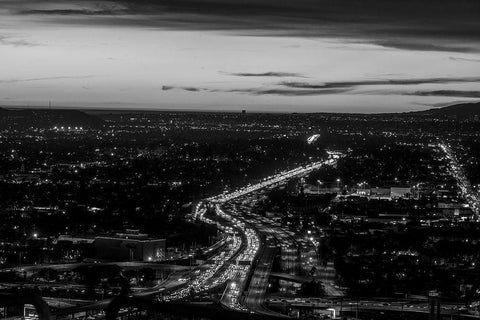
xmin=157 ymin=152 xmax=480 ymax=318
xmin=161 ymin=159 xmax=336 ymax=314
xmin=4 ymin=153 xmax=480 ymax=319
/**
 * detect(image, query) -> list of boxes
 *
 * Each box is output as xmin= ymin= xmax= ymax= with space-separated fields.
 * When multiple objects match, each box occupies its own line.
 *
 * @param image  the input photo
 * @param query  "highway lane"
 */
xmin=8 ymin=261 xmax=190 ymax=275
xmin=243 ymin=244 xmax=278 ymax=315
xmin=188 ymin=159 xmax=335 ymax=313
xmin=266 ymin=297 xmax=472 ymax=318
xmin=161 ymin=203 xmax=258 ymax=303
xmin=224 ymin=195 xmax=300 ymax=316
xmin=439 ymin=143 xmax=479 ymax=215
xmin=213 ymin=158 xmax=336 ymax=314
xmin=208 ymin=160 xmax=336 ymax=204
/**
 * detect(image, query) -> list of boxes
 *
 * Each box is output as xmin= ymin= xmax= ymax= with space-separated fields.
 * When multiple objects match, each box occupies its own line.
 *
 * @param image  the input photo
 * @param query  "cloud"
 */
xmin=0 ymin=75 xmax=95 ymax=84
xmin=406 ymin=90 xmax=480 ymax=98
xmin=0 ymin=35 xmax=39 ymax=47
xmin=8 ymin=0 xmax=480 ymax=53
xmin=228 ymin=72 xmax=304 ymax=77
xmin=19 ymin=9 xmax=119 ymax=15
xmin=162 ymin=85 xmax=204 ymax=92
xmin=183 ymin=87 xmax=201 ymax=91
xmin=449 ymin=57 xmax=480 ymax=63
xmin=223 ymin=76 xmax=480 ymax=96
xmin=228 ymin=88 xmax=348 ymax=96
xmin=13 ymin=2 xmax=127 ymax=16
xmin=280 ymin=77 xmax=480 ymax=90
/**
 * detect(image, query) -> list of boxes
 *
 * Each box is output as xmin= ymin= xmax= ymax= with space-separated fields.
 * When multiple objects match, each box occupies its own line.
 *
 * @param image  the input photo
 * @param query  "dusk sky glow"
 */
xmin=1 ymin=0 xmax=480 ymax=112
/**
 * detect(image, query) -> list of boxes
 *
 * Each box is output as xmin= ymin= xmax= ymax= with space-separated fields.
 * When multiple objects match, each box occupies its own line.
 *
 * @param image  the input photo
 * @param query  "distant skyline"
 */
xmin=1 ymin=0 xmax=480 ymax=113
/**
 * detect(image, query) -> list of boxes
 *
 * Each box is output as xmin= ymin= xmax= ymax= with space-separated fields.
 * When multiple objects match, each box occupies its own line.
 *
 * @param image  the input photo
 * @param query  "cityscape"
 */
xmin=1 ymin=0 xmax=480 ymax=319
xmin=1 ymin=105 xmax=480 ymax=319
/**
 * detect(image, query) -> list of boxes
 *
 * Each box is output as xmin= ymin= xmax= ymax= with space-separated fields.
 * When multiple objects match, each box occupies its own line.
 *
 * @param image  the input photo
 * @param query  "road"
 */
xmin=243 ymin=245 xmax=278 ymax=315
xmin=5 ymin=158 xmax=334 ymax=318
xmin=10 ymin=261 xmax=190 ymax=275
xmin=194 ymin=158 xmax=335 ymax=314
xmin=266 ymin=297 xmax=472 ymax=318
xmin=218 ymin=188 xmax=312 ymax=316
xmin=207 ymin=159 xmax=336 ymax=204
xmin=7 ymin=153 xmax=478 ymax=319
xmin=439 ymin=143 xmax=479 ymax=215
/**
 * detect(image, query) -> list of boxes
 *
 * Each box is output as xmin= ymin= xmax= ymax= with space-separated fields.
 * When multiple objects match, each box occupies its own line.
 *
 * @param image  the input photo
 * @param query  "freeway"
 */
xmin=208 ymin=159 xmax=336 ymax=204
xmin=10 ymin=152 xmax=479 ymax=319
xmin=188 ymin=158 xmax=336 ymax=314
xmin=238 ymin=210 xmax=299 ymax=314
xmin=218 ymin=190 xmax=308 ymax=316
xmin=161 ymin=222 xmax=247 ymax=302
xmin=21 ymin=158 xmax=335 ymax=318
xmin=9 ymin=261 xmax=190 ymax=275
xmin=319 ymin=261 xmax=343 ymax=297
xmin=266 ymin=297 xmax=472 ymax=317
xmin=188 ymin=159 xmax=335 ymax=313
xmin=439 ymin=143 xmax=479 ymax=215
xmin=243 ymin=244 xmax=278 ymax=315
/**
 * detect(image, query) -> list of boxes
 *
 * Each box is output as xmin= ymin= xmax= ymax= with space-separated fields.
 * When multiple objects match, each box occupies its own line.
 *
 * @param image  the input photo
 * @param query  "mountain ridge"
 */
xmin=1 ymin=101 xmax=479 ymax=119
xmin=0 ymin=107 xmax=105 ymax=129
xmin=411 ymin=102 xmax=480 ymax=117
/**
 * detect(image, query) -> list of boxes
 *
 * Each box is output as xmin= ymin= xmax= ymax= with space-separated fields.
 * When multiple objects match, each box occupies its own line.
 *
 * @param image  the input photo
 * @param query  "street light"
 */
xmin=317 ymin=180 xmax=323 ymax=195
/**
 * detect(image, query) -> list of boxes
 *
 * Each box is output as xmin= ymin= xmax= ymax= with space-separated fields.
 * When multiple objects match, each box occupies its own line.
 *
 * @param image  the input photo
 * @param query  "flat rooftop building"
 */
xmin=94 ymin=230 xmax=165 ymax=262
xmin=59 ymin=230 xmax=166 ymax=262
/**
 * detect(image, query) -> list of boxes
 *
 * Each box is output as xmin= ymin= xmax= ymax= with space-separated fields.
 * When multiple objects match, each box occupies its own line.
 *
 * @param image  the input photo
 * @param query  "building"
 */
xmin=350 ymin=186 xmax=411 ymax=200
xmin=57 ymin=234 xmax=95 ymax=245
xmin=94 ymin=230 xmax=166 ymax=262
xmin=369 ymin=187 xmax=391 ymax=199
xmin=438 ymin=202 xmax=474 ymax=218
xmin=390 ymin=187 xmax=411 ymax=199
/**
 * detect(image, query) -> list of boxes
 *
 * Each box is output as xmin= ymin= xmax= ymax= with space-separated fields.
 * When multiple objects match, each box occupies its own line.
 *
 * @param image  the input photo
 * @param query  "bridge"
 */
xmin=0 ymin=294 xmax=288 ymax=320
xmin=269 ymin=272 xmax=310 ymax=283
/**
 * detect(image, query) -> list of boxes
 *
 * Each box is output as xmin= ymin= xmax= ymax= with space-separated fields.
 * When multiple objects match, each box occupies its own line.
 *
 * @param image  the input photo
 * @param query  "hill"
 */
xmin=0 ymin=108 xmax=105 ymax=130
xmin=413 ymin=102 xmax=480 ymax=120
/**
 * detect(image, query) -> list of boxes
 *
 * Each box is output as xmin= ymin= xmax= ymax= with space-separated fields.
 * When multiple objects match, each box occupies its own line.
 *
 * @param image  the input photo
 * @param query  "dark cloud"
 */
xmin=162 ymin=85 xmax=204 ymax=92
xmin=10 ymin=0 xmax=480 ymax=52
xmin=12 ymin=1 xmax=126 ymax=15
xmin=449 ymin=57 xmax=480 ymax=63
xmin=375 ymin=40 xmax=477 ymax=53
xmin=19 ymin=9 xmax=120 ymax=15
xmin=228 ymin=72 xmax=304 ymax=77
xmin=406 ymin=90 xmax=480 ymax=98
xmin=228 ymin=88 xmax=348 ymax=96
xmin=280 ymin=77 xmax=480 ymax=90
xmin=183 ymin=87 xmax=201 ymax=92
xmin=224 ymin=77 xmax=480 ymax=96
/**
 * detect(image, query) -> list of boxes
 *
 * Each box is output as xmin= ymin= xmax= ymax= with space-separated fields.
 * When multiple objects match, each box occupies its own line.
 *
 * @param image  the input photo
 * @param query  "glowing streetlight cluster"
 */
xmin=440 ymin=143 xmax=479 ymax=216
xmin=207 ymin=159 xmax=334 ymax=203
xmin=164 ymin=158 xmax=336 ymax=311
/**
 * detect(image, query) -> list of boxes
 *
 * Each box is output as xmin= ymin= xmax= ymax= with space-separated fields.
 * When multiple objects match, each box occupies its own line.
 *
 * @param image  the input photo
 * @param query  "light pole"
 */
xmin=317 ymin=180 xmax=322 ymax=195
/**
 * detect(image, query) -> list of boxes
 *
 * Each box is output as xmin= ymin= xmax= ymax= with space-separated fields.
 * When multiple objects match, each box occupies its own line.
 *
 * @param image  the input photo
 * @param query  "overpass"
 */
xmin=270 ymin=272 xmax=310 ymax=283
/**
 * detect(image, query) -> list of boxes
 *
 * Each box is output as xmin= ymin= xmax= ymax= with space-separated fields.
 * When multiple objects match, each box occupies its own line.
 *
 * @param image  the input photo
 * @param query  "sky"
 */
xmin=1 ymin=0 xmax=479 ymax=113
